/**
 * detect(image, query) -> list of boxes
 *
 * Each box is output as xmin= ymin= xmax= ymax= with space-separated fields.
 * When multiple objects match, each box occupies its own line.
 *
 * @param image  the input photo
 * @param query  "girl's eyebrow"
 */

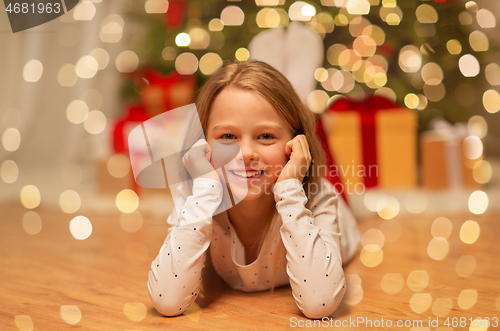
xmin=212 ymin=123 xmax=284 ymax=131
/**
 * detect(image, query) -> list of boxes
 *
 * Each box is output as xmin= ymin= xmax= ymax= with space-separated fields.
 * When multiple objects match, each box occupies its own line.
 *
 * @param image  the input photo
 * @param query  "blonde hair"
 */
xmin=195 ymin=60 xmax=326 ymax=290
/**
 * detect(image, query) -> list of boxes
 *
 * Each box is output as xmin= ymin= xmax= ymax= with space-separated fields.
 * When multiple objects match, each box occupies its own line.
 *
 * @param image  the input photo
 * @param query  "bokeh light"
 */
xmin=84 ymin=110 xmax=106 ymax=134
xmin=468 ymin=115 xmax=488 ymax=138
xmin=89 ymin=48 xmax=110 ymax=70
xmin=404 ymin=192 xmax=428 ymax=214
xmin=362 ymin=228 xmax=385 ymax=248
xmin=307 ymin=90 xmax=329 ymax=114
xmin=468 ymin=191 xmax=488 ymax=215
xmin=116 ymin=189 xmax=139 ymax=213
xmin=175 ymin=52 xmax=198 ymax=75
xmin=404 ymin=93 xmax=419 ymax=109
xmin=20 ymin=185 xmax=41 ymax=209
xmin=0 ymin=159 xmax=18 ymax=183
xmin=14 ymin=315 xmax=33 ymax=331
xmin=476 ymin=8 xmax=496 ymax=28
xmin=427 ymin=237 xmax=450 ymax=260
xmin=327 ymin=44 xmax=348 ymax=66
xmin=423 ymin=83 xmax=446 ymax=102
xmin=344 ymin=274 xmax=363 ymax=305
xmin=456 ymin=255 xmax=476 ymax=278
xmin=431 ymin=298 xmax=453 ymax=317
xmin=76 ymin=55 xmax=98 ymax=79
xmin=457 ymin=289 xmax=477 ymax=310
xmin=415 ymin=4 xmax=438 ymax=23
xmin=23 ymin=60 xmax=43 ymax=82
xmin=459 ymin=54 xmax=480 ymax=77
xmin=460 ymin=220 xmax=480 ymax=244
xmin=360 ymin=244 xmax=383 ymax=267
xmin=115 ymin=51 xmax=139 ymax=73
xmin=485 ymin=63 xmax=500 ymax=85
xmin=162 ymin=46 xmax=176 ymax=61
xmin=407 ymin=270 xmax=429 ymax=292
xmin=69 ymin=216 xmax=92 ymax=240
xmin=459 ymin=11 xmax=473 ymax=25
xmin=381 ymin=273 xmax=404 ymax=294
xmin=22 ymin=211 xmax=42 ymax=235
xmin=188 ymin=28 xmax=210 ymax=49
xmin=175 ymin=32 xmax=191 ymax=47
xmin=123 ymin=302 xmax=147 ymax=322
xmin=399 ymin=45 xmax=422 ymax=73
xmin=2 ymin=128 xmax=21 ymax=152
xmin=235 ymin=47 xmax=250 ymax=62
xmin=431 ymin=217 xmax=453 ymax=239
xmin=421 ymin=62 xmax=443 ymax=86
xmin=57 ymin=64 xmax=78 ymax=87
xmin=463 ymin=135 xmax=483 ymax=160
xmin=376 ymin=196 xmax=399 ymax=219
xmin=482 ymin=89 xmax=500 ymax=113
xmin=465 ymin=1 xmax=478 ymax=13
xmin=208 ymin=18 xmax=224 ymax=31
xmin=469 ymin=31 xmax=489 ymax=52
xmin=100 ymin=19 xmax=123 ymax=43
xmin=199 ymin=53 xmax=223 ymax=75
xmin=347 ymin=0 xmax=370 ymax=15
xmin=145 ymin=0 xmax=169 ymax=13
xmin=107 ymin=154 xmax=130 ymax=178
xmin=446 ymin=39 xmax=462 ymax=55
xmin=66 ymin=100 xmax=89 ymax=124
xmin=410 ymin=293 xmax=432 ymax=313
xmin=73 ymin=1 xmax=95 ymax=20
xmin=472 ymin=160 xmax=492 ymax=184
xmin=221 ymin=5 xmax=245 ymax=25
xmin=59 ymin=190 xmax=82 ymax=214
xmin=60 ymin=305 xmax=82 ymax=325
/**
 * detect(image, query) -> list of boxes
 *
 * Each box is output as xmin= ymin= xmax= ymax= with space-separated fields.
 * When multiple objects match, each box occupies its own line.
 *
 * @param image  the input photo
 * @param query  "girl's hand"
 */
xmin=182 ymin=139 xmax=220 ymax=182
xmin=277 ymin=134 xmax=312 ymax=183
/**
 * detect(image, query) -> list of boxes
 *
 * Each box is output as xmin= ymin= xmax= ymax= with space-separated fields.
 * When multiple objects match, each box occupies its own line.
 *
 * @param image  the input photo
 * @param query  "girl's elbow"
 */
xmin=300 ymin=284 xmax=346 ymax=319
xmin=152 ymin=298 xmax=187 ymax=317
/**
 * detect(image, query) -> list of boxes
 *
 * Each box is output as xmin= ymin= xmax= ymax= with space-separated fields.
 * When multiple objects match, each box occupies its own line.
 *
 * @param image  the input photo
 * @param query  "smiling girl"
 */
xmin=147 ymin=60 xmax=361 ymax=319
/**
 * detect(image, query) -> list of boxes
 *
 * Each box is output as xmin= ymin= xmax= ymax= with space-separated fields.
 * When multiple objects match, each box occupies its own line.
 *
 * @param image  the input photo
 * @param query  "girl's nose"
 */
xmin=239 ymin=140 xmax=259 ymax=164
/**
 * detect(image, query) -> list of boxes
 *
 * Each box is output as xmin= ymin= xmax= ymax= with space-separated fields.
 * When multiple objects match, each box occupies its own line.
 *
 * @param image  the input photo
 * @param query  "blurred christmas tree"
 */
xmin=122 ymin=0 xmax=498 ymax=129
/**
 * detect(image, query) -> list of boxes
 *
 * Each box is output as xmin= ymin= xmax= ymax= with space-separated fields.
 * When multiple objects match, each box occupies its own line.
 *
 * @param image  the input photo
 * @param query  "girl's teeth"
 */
xmin=232 ymin=170 xmax=261 ymax=178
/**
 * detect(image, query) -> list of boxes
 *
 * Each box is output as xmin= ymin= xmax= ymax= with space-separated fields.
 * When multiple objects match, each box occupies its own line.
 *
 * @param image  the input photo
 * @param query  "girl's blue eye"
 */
xmin=220 ymin=134 xmax=235 ymax=140
xmin=259 ymin=134 xmax=275 ymax=140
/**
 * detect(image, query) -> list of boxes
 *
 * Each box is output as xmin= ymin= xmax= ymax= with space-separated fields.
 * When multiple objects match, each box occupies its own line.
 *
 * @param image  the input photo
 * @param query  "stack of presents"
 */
xmin=98 ymin=73 xmax=484 ymax=199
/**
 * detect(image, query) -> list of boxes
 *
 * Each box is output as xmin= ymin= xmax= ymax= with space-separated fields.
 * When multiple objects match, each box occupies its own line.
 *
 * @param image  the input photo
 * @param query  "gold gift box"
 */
xmin=323 ymin=108 xmax=417 ymax=189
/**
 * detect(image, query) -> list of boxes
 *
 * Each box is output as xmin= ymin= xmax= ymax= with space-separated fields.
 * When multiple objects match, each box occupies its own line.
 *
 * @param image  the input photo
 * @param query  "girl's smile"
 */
xmin=207 ymin=87 xmax=293 ymax=201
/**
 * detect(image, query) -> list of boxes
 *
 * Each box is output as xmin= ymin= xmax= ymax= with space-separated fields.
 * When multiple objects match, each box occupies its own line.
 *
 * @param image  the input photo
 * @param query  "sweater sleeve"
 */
xmin=273 ymin=179 xmax=349 ymax=319
xmin=147 ymin=178 xmax=223 ymax=316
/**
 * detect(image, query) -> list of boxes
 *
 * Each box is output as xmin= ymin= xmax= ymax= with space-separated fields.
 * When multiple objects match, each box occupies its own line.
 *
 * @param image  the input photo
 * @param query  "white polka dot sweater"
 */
xmin=148 ymin=177 xmax=361 ymax=319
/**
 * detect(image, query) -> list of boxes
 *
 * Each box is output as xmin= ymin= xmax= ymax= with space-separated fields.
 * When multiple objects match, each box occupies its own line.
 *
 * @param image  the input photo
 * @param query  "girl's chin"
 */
xmin=226 ymin=183 xmax=274 ymax=202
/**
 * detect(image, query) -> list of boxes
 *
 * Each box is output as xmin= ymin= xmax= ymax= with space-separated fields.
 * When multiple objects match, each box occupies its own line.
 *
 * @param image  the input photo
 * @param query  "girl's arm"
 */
xmin=147 ymin=178 xmax=223 ymax=316
xmin=274 ymin=178 xmax=358 ymax=319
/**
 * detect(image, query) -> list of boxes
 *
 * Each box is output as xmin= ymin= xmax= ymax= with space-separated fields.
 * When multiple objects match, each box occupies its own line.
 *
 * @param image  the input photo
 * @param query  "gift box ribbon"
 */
xmin=327 ymin=95 xmax=399 ymax=188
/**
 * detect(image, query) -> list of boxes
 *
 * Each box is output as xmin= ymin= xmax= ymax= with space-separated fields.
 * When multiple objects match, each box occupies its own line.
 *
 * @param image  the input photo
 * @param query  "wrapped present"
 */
xmin=140 ymin=70 xmax=196 ymax=118
xmin=112 ymin=103 xmax=149 ymax=154
xmin=421 ymin=120 xmax=482 ymax=190
xmin=322 ymin=95 xmax=417 ymax=190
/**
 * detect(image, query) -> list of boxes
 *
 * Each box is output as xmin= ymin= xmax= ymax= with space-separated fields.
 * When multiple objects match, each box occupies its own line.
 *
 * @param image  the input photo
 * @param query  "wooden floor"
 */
xmin=1 ymin=202 xmax=499 ymax=330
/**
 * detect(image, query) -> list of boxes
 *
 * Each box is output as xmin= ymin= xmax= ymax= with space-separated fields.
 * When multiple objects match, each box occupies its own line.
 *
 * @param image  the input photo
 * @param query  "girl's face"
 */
xmin=206 ymin=87 xmax=293 ymax=201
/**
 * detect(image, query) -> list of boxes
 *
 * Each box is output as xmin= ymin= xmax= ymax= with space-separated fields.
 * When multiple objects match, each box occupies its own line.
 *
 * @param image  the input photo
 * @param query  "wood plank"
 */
xmin=1 ymin=203 xmax=499 ymax=330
